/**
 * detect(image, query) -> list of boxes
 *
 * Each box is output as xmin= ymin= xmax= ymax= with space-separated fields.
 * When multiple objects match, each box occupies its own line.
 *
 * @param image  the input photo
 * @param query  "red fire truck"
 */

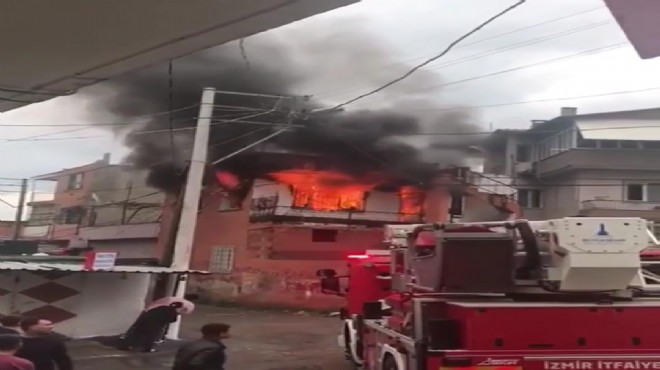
xmin=318 ymin=217 xmax=660 ymax=370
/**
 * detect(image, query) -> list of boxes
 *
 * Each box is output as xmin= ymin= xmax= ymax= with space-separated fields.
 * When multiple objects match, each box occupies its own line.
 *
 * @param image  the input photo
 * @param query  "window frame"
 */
xmin=517 ymin=188 xmax=542 ymax=209
xmin=209 ymin=246 xmax=235 ymax=273
xmin=67 ymin=173 xmax=84 ymax=190
xmin=625 ymin=183 xmax=660 ymax=202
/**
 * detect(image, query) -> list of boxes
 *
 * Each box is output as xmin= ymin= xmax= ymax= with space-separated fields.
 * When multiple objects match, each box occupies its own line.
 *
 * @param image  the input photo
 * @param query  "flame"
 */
xmin=399 ymin=185 xmax=424 ymax=221
xmin=215 ymin=170 xmax=240 ymax=189
xmin=269 ymin=169 xmax=377 ymax=211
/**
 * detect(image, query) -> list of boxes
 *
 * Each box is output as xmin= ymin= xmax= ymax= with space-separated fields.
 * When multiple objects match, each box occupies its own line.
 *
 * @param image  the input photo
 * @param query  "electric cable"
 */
xmin=329 ymin=0 xmax=529 ymax=111
xmin=317 ymin=19 xmax=613 ymax=100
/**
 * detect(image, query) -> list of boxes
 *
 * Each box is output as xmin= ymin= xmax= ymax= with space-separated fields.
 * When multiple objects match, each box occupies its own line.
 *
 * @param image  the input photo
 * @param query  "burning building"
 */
xmin=84 ymin=23 xmax=519 ymax=308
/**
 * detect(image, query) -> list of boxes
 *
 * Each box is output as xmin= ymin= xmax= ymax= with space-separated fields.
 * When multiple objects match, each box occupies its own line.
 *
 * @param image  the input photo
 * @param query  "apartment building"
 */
xmin=24 ymin=153 xmax=165 ymax=257
xmin=483 ymin=107 xmax=660 ymax=224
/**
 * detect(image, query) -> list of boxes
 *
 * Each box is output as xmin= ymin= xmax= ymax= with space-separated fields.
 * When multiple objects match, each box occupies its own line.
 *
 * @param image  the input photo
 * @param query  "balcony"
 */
xmin=536 ymin=149 xmax=660 ymax=177
xmin=580 ymin=200 xmax=660 ymax=220
xmin=249 ymin=205 xmax=423 ymax=225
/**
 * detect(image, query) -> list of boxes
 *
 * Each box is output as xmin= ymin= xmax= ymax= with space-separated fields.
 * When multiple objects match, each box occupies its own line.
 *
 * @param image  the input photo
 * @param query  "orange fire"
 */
xmin=268 ymin=169 xmax=379 ymax=212
xmin=399 ymin=185 xmax=424 ymax=221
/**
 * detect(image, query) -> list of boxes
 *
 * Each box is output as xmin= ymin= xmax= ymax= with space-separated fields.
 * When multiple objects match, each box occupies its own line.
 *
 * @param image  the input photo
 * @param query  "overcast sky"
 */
xmin=1 ymin=0 xmax=659 ymax=220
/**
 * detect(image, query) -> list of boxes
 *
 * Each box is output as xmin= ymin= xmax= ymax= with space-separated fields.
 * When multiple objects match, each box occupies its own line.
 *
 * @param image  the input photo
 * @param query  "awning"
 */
xmin=0 ymin=261 xmax=209 ymax=274
xmin=575 ymin=118 xmax=660 ymax=141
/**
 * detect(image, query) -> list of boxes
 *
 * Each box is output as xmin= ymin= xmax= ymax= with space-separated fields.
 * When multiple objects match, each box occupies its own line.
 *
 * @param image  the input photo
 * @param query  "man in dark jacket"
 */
xmin=15 ymin=318 xmax=72 ymax=370
xmin=172 ymin=323 xmax=230 ymax=370
xmin=122 ymin=302 xmax=183 ymax=352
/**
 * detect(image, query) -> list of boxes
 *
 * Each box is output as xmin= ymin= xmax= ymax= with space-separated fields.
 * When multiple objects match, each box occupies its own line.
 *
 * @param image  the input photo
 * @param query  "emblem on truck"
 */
xmin=477 ymin=358 xmax=520 ymax=366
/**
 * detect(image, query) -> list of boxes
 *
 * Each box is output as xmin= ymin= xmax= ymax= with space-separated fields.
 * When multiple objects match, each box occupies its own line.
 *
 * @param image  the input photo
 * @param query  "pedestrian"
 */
xmin=122 ymin=302 xmax=183 ymax=353
xmin=14 ymin=318 xmax=72 ymax=370
xmin=172 ymin=323 xmax=230 ymax=370
xmin=0 ymin=316 xmax=22 ymax=335
xmin=0 ymin=334 xmax=33 ymax=370
xmin=120 ymin=294 xmax=197 ymax=345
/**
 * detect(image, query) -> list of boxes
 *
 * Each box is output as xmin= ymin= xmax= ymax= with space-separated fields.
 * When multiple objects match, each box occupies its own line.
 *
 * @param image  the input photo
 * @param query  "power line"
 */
xmin=362 ymin=43 xmax=628 ymax=104
xmin=413 ymin=87 xmax=660 ymax=111
xmin=317 ymin=19 xmax=612 ymax=99
xmin=319 ymin=5 xmax=606 ymax=99
xmin=0 ymin=104 xmax=201 ymax=128
xmin=329 ymin=0 xmax=529 ymax=111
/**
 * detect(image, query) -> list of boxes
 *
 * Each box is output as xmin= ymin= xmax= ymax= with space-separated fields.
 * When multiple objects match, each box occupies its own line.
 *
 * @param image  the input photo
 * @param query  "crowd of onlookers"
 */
xmin=0 ymin=298 xmax=231 ymax=370
xmin=0 ymin=315 xmax=71 ymax=370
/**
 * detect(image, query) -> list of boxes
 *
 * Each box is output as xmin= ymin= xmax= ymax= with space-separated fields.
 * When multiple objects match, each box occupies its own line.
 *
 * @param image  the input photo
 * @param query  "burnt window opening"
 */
xmin=291 ymin=188 xmax=367 ymax=212
xmin=312 ymin=229 xmax=338 ymax=243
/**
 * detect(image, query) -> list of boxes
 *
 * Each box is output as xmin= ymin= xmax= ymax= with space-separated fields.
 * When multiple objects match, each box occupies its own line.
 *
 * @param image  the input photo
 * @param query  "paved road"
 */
xmin=71 ymin=305 xmax=352 ymax=370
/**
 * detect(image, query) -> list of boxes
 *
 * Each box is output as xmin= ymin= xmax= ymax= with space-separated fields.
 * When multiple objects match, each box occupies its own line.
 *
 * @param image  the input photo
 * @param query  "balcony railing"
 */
xmin=249 ymin=205 xmax=423 ymax=224
xmin=581 ymin=199 xmax=660 ymax=212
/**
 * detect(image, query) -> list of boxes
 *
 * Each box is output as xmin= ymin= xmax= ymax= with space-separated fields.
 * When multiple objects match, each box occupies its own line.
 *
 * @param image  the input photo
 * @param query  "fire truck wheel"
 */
xmin=382 ymin=354 xmax=399 ymax=370
xmin=344 ymin=325 xmax=361 ymax=366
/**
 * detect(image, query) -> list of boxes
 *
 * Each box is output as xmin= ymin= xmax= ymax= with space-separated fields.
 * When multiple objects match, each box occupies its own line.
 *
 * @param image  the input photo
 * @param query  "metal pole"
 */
xmin=166 ymin=88 xmax=215 ymax=340
xmin=12 ymin=179 xmax=27 ymax=240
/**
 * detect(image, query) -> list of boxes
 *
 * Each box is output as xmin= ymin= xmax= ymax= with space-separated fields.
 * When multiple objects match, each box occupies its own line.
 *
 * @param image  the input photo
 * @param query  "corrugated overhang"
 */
xmin=0 ymin=0 xmax=358 ymax=112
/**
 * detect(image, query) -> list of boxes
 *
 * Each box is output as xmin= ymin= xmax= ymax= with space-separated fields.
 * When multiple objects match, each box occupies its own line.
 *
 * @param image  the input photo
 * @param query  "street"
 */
xmin=70 ymin=305 xmax=352 ymax=370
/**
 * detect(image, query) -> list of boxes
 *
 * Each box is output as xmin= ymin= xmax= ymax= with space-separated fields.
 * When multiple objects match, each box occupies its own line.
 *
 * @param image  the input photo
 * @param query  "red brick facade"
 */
xmin=156 ymin=175 xmax=518 ymax=310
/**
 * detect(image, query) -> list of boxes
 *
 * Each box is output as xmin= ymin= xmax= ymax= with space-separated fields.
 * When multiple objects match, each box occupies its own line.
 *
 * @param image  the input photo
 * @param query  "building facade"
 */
xmin=156 ymin=166 xmax=519 ymax=309
xmin=484 ymin=107 xmax=660 ymax=225
xmin=24 ymin=153 xmax=165 ymax=257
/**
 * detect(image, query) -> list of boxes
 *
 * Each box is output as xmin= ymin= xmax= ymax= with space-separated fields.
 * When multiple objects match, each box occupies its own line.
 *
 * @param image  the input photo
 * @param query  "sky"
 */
xmin=1 ymin=0 xmax=660 ymax=219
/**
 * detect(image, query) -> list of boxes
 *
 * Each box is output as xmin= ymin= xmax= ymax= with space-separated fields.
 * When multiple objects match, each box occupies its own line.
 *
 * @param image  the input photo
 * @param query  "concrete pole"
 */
xmin=167 ymin=87 xmax=215 ymax=339
xmin=12 ymin=179 xmax=28 ymax=240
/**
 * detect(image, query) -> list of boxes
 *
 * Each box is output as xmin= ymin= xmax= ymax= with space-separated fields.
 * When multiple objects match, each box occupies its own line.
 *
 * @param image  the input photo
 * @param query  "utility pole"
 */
xmin=167 ymin=87 xmax=215 ymax=339
xmin=12 ymin=179 xmax=27 ymax=240
xmin=121 ymin=180 xmax=133 ymax=225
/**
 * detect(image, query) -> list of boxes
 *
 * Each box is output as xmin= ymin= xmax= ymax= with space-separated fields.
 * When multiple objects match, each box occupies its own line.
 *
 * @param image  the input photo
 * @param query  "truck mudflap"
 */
xmin=435 ymin=356 xmax=660 ymax=370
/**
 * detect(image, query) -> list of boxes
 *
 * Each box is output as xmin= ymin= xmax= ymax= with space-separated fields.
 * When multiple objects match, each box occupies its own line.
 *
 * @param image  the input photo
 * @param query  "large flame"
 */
xmin=268 ymin=169 xmax=380 ymax=212
xmin=399 ymin=185 xmax=424 ymax=221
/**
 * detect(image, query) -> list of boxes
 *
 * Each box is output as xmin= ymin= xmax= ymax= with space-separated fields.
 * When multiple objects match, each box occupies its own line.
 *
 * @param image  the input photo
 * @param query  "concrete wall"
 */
xmin=0 ymin=271 xmax=151 ymax=338
xmin=88 ymin=239 xmax=155 ymax=258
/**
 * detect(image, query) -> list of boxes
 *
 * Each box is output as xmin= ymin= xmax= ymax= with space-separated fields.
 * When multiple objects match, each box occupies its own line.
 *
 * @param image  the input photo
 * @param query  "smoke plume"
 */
xmin=83 ymin=19 xmax=483 ymax=193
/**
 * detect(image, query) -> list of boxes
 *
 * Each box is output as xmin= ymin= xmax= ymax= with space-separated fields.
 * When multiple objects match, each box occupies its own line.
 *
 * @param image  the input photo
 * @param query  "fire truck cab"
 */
xmin=319 ymin=217 xmax=660 ymax=370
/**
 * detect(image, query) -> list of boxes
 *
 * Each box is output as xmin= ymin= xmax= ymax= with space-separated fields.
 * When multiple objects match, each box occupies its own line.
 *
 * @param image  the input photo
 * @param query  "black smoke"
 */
xmin=83 ymin=22 xmax=483 ymax=193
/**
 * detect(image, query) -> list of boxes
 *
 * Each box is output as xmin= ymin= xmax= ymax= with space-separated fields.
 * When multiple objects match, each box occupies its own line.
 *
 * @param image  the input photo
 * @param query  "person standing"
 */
xmin=120 ymin=295 xmax=197 ymax=345
xmin=15 ymin=318 xmax=72 ymax=370
xmin=0 ymin=334 xmax=33 ymax=370
xmin=172 ymin=323 xmax=230 ymax=370
xmin=0 ymin=316 xmax=22 ymax=335
xmin=122 ymin=302 xmax=183 ymax=352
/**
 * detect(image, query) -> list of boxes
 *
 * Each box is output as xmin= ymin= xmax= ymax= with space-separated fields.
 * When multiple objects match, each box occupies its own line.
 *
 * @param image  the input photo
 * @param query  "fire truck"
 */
xmin=317 ymin=217 xmax=660 ymax=370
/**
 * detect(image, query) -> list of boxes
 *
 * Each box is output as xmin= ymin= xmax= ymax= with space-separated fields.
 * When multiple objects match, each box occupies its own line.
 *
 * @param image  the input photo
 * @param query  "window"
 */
xmin=312 ymin=229 xmax=338 ymax=243
xmin=59 ymin=207 xmax=84 ymax=224
xmin=218 ymin=192 xmax=241 ymax=212
xmin=620 ymin=141 xmax=639 ymax=149
xmin=626 ymin=184 xmax=660 ymax=202
xmin=209 ymin=246 xmax=235 ymax=273
xmin=516 ymin=145 xmax=531 ymax=162
xmin=67 ymin=173 xmax=84 ymax=190
xmin=517 ymin=189 xmax=542 ymax=208
xmin=600 ymin=140 xmax=617 ymax=149
xmin=577 ymin=138 xmax=598 ymax=148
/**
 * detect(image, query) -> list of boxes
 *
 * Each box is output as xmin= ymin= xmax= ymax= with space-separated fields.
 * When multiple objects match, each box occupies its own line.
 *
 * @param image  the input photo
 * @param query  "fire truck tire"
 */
xmin=344 ymin=325 xmax=362 ymax=366
xmin=382 ymin=354 xmax=399 ymax=370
